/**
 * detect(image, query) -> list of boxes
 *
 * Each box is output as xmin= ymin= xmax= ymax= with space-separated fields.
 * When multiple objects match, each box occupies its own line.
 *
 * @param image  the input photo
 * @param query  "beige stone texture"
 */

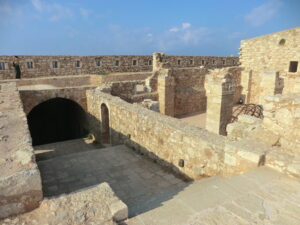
xmin=87 ymin=89 xmax=227 ymax=179
xmin=240 ymin=27 xmax=300 ymax=104
xmin=0 ymin=82 xmax=42 ymax=219
xmin=0 ymin=55 xmax=238 ymax=80
xmin=0 ymin=182 xmax=127 ymax=225
xmin=205 ymin=67 xmax=239 ymax=135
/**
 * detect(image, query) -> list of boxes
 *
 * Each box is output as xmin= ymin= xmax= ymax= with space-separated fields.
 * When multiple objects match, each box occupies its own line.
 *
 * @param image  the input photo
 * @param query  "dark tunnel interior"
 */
xmin=27 ymin=98 xmax=88 ymax=146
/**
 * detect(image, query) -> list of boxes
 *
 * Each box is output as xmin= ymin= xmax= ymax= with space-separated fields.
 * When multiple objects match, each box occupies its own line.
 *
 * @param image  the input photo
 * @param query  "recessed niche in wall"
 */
xmin=148 ymin=60 xmax=152 ymax=66
xmin=132 ymin=59 xmax=137 ymax=66
xmin=279 ymin=39 xmax=286 ymax=46
xmin=177 ymin=59 xmax=181 ymax=65
xmin=289 ymin=61 xmax=298 ymax=73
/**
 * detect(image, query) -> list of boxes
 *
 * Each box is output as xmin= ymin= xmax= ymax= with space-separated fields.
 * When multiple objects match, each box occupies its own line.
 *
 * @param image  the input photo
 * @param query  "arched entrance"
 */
xmin=27 ymin=98 xmax=88 ymax=146
xmin=101 ymin=103 xmax=110 ymax=144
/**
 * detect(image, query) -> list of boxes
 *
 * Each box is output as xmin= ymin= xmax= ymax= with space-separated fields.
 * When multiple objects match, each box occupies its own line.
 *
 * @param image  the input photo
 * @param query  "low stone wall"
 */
xmin=87 ymin=89 xmax=227 ymax=179
xmin=1 ymin=75 xmax=91 ymax=88
xmin=0 ymin=72 xmax=152 ymax=89
xmin=91 ymin=72 xmax=152 ymax=84
xmin=0 ymin=82 xmax=42 ymax=219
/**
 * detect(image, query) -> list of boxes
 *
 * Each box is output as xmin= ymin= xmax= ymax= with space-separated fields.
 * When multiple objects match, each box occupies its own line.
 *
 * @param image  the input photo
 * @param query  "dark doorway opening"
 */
xmin=101 ymin=103 xmax=110 ymax=143
xmin=27 ymin=98 xmax=88 ymax=146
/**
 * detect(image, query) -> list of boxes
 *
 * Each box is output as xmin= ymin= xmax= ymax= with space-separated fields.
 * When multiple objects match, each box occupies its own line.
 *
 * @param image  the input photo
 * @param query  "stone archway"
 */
xmin=27 ymin=97 xmax=88 ymax=146
xmin=101 ymin=103 xmax=110 ymax=144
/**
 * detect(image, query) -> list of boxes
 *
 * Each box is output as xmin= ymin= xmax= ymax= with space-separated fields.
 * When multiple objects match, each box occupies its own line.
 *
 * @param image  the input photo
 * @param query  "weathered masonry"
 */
xmin=1 ymin=27 xmax=300 ymax=224
xmin=0 ymin=55 xmax=238 ymax=79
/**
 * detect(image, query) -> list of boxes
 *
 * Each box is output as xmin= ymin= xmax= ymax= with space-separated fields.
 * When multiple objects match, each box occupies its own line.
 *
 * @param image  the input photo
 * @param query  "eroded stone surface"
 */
xmin=0 ymin=182 xmax=127 ymax=225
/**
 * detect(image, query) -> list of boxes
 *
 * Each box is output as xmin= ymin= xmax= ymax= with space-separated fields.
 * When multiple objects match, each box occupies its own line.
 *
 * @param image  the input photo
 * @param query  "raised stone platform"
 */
xmin=1 ymin=182 xmax=128 ymax=225
xmin=0 ymin=82 xmax=42 ymax=219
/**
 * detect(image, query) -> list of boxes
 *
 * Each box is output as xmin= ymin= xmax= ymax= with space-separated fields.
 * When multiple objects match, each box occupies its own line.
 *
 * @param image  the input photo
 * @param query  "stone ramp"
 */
xmin=37 ymin=144 xmax=187 ymax=217
xmin=124 ymin=167 xmax=300 ymax=225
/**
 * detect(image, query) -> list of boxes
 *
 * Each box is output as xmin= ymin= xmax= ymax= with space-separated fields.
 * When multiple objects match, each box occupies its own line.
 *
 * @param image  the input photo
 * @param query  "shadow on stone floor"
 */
xmin=37 ymin=143 xmax=191 ymax=218
xmin=34 ymin=138 xmax=103 ymax=161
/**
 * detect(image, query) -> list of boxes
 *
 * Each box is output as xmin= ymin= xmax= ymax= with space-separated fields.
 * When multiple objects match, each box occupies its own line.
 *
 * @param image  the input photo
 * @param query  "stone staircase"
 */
xmin=123 ymin=167 xmax=300 ymax=225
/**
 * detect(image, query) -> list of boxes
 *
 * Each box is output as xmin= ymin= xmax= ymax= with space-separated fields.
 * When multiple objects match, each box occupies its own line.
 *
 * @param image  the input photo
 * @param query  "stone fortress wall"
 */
xmin=1 ymin=27 xmax=300 ymax=222
xmin=0 ymin=55 xmax=238 ymax=80
xmin=240 ymin=27 xmax=300 ymax=104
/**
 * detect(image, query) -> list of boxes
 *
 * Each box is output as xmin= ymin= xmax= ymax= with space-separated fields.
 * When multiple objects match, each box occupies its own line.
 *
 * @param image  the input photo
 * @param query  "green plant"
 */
xmin=97 ymin=71 xmax=110 ymax=75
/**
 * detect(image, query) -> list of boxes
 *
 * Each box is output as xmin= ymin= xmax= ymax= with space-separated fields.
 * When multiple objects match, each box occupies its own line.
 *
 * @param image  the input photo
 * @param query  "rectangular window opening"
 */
xmin=114 ymin=60 xmax=120 ymax=66
xmin=0 ymin=62 xmax=5 ymax=70
xmin=148 ymin=60 xmax=152 ymax=66
xmin=96 ymin=60 xmax=101 ymax=67
xmin=289 ymin=61 xmax=298 ymax=73
xmin=27 ymin=61 xmax=33 ymax=69
xmin=189 ymin=60 xmax=193 ymax=65
xmin=132 ymin=60 xmax=137 ymax=66
xmin=75 ymin=61 xmax=81 ymax=68
xmin=177 ymin=60 xmax=181 ymax=65
xmin=201 ymin=60 xmax=205 ymax=65
xmin=52 ymin=61 xmax=58 ymax=68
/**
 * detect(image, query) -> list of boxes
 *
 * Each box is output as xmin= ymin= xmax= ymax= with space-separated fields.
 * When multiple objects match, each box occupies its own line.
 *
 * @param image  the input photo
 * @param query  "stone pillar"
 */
xmin=240 ymin=70 xmax=251 ymax=103
xmin=153 ymin=52 xmax=165 ymax=72
xmin=158 ymin=70 xmax=175 ymax=116
xmin=258 ymin=71 xmax=278 ymax=105
xmin=205 ymin=73 xmax=235 ymax=135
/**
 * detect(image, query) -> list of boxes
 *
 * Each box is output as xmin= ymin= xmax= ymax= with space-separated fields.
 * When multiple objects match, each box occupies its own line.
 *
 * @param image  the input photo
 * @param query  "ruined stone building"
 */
xmin=0 ymin=27 xmax=300 ymax=225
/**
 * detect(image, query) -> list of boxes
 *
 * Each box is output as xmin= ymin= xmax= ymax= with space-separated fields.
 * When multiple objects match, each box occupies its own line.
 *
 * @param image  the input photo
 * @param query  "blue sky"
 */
xmin=0 ymin=0 xmax=299 ymax=56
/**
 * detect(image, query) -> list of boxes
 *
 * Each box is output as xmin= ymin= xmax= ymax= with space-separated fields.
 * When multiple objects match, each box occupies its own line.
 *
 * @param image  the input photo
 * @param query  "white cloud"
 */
xmin=0 ymin=1 xmax=23 ymax=25
xmin=182 ymin=22 xmax=191 ymax=29
xmin=245 ymin=0 xmax=283 ymax=26
xmin=31 ymin=0 xmax=43 ymax=12
xmin=154 ymin=23 xmax=212 ymax=51
xmin=80 ymin=8 xmax=92 ymax=18
xmin=169 ymin=27 xmax=179 ymax=32
xmin=30 ymin=0 xmax=73 ymax=22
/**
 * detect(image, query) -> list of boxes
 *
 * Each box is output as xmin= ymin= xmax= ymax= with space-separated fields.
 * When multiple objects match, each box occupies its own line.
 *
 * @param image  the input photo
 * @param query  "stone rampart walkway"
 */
xmin=124 ymin=167 xmax=300 ymax=225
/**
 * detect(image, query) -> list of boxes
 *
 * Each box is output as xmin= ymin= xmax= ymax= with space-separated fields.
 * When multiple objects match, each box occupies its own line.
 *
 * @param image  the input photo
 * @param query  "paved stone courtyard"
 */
xmin=36 ymin=140 xmax=187 ymax=217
